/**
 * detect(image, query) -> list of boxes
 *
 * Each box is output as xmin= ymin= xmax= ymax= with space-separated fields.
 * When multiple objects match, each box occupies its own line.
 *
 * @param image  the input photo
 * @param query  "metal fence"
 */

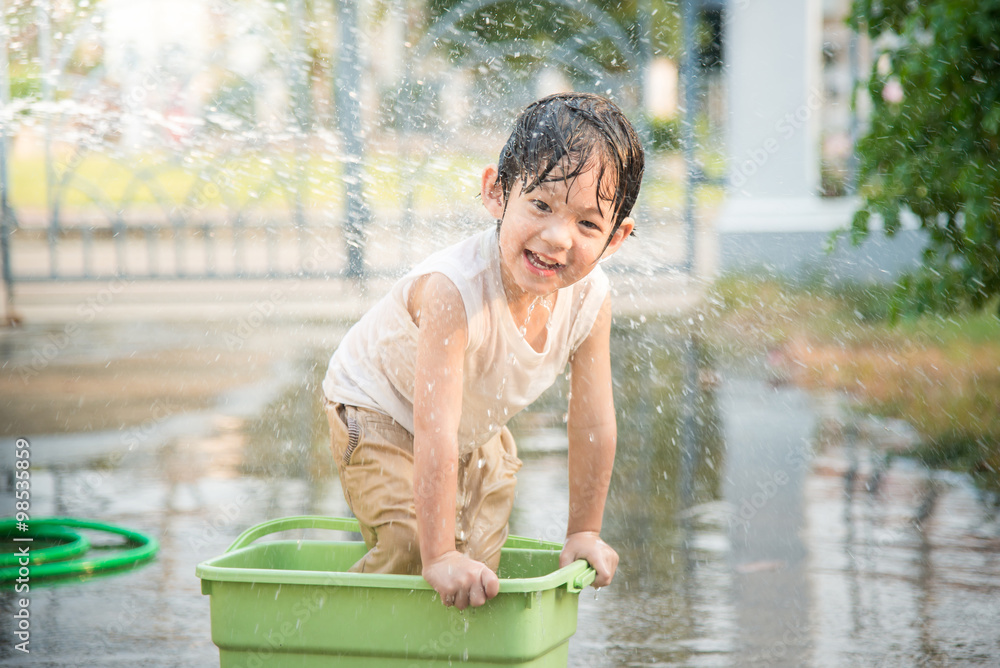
xmin=0 ymin=0 xmax=713 ymax=291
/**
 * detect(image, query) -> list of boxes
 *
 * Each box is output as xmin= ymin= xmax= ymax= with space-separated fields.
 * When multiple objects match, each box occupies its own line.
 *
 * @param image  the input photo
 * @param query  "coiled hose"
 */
xmin=0 ymin=517 xmax=158 ymax=582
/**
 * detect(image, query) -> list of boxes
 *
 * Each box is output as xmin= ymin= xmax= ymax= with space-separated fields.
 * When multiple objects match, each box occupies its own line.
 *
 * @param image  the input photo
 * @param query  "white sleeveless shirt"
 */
xmin=322 ymin=227 xmax=609 ymax=454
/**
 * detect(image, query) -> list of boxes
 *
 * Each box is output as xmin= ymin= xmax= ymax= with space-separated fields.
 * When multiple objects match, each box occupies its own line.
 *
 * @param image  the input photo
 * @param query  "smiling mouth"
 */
xmin=525 ymin=250 xmax=563 ymax=271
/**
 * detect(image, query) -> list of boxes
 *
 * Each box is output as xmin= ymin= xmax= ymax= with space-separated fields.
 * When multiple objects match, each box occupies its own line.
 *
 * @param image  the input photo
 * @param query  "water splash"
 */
xmin=518 ymin=295 xmax=553 ymax=337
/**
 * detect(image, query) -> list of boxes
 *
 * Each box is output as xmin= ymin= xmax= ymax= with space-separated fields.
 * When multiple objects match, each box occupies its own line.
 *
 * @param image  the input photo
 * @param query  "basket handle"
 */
xmin=226 ymin=516 xmax=361 ymax=553
xmin=566 ymin=562 xmax=598 ymax=593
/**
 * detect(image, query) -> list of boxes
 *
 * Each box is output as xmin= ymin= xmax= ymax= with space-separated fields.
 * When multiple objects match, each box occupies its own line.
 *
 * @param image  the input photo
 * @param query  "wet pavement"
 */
xmin=1 ymin=317 xmax=998 ymax=667
xmin=806 ymin=438 xmax=1000 ymax=667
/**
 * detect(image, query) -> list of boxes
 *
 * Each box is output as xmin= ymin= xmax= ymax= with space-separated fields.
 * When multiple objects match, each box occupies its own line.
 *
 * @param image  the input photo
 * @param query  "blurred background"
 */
xmin=0 ymin=0 xmax=883 ymax=292
xmin=1 ymin=1 xmax=999 ymax=667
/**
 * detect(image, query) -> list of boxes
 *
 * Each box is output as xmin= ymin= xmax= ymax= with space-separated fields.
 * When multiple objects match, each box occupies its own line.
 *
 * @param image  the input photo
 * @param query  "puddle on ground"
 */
xmin=1 ymin=319 xmax=998 ymax=667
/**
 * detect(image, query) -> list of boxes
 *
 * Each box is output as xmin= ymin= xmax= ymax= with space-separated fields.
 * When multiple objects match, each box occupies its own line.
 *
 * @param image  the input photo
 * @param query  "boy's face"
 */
xmin=482 ymin=161 xmax=633 ymax=302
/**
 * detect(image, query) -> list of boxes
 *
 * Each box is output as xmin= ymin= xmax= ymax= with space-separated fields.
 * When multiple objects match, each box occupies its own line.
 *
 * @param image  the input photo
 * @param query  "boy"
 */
xmin=322 ymin=92 xmax=644 ymax=610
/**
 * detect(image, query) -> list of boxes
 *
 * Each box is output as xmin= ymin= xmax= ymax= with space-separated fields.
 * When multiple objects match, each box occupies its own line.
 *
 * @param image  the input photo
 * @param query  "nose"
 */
xmin=539 ymin=216 xmax=572 ymax=251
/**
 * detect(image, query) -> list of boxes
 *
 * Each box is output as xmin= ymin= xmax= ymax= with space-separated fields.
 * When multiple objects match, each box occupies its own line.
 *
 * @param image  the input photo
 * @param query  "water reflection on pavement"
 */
xmin=807 ymin=442 xmax=1000 ymax=667
xmin=0 ymin=321 xmax=997 ymax=667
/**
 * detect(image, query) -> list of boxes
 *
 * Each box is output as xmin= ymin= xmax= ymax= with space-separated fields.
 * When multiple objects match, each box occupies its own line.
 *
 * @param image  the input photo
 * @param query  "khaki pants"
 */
xmin=325 ymin=400 xmax=522 ymax=575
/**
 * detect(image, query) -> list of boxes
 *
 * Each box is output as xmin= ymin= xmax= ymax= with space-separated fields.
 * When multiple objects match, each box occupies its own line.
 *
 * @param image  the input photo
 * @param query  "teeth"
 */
xmin=527 ymin=251 xmax=560 ymax=270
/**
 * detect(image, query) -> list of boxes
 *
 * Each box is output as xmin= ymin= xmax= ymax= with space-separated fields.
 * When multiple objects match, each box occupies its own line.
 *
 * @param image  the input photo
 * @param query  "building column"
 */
xmin=716 ymin=0 xmax=857 ymax=275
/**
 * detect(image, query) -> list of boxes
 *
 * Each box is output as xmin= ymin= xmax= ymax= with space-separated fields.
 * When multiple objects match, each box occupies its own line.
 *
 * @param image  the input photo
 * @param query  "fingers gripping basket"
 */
xmin=196 ymin=516 xmax=597 ymax=668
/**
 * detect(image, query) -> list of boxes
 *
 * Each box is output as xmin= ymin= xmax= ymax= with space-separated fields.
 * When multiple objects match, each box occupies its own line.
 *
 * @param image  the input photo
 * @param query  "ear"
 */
xmin=481 ymin=164 xmax=505 ymax=219
xmin=600 ymin=216 xmax=634 ymax=260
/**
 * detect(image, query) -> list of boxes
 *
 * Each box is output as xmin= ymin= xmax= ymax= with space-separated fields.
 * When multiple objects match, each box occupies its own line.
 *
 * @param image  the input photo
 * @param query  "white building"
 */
xmin=716 ymin=0 xmax=923 ymax=281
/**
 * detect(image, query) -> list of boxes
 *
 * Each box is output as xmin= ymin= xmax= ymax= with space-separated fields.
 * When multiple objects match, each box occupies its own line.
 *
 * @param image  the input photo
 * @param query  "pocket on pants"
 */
xmin=499 ymin=427 xmax=523 ymax=475
xmin=342 ymin=412 xmax=362 ymax=467
xmin=326 ymin=402 xmax=362 ymax=468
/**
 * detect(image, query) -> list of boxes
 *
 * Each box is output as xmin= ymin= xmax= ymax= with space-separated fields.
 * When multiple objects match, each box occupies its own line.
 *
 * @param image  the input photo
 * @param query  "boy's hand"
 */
xmin=559 ymin=531 xmax=618 ymax=588
xmin=422 ymin=551 xmax=500 ymax=610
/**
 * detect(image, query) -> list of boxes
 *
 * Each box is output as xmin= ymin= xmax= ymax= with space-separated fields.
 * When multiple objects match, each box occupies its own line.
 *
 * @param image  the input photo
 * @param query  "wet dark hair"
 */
xmin=497 ymin=92 xmax=645 ymax=242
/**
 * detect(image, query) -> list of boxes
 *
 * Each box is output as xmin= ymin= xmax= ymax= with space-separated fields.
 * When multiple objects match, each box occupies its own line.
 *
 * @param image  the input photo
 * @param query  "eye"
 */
xmin=530 ymin=199 xmax=551 ymax=213
xmin=579 ymin=220 xmax=602 ymax=232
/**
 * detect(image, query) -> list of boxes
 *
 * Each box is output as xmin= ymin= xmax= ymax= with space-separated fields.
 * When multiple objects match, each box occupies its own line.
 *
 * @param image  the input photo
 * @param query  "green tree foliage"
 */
xmin=424 ymin=0 xmax=682 ymax=65
xmin=850 ymin=0 xmax=1000 ymax=314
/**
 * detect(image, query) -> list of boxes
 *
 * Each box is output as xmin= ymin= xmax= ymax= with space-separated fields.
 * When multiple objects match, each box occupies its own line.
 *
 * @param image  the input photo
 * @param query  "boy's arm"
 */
xmin=410 ymin=273 xmax=500 ymax=609
xmin=561 ymin=294 xmax=619 ymax=587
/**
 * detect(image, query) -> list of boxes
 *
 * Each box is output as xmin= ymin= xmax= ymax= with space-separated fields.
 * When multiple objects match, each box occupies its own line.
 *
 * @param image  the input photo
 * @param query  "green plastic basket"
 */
xmin=196 ymin=516 xmax=597 ymax=668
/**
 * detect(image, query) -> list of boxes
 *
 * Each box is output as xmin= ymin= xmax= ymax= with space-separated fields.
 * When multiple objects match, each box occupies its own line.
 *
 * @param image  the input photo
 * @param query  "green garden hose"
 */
xmin=0 ymin=518 xmax=158 ymax=582
xmin=0 ymin=524 xmax=91 ymax=567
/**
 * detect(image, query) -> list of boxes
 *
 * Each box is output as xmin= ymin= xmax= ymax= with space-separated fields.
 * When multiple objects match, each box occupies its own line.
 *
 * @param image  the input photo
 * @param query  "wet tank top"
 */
xmin=322 ymin=227 xmax=609 ymax=454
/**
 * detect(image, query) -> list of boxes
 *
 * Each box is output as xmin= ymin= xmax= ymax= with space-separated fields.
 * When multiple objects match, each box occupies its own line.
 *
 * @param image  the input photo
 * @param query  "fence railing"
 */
xmin=1 ymin=0 xmax=714 ymax=292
